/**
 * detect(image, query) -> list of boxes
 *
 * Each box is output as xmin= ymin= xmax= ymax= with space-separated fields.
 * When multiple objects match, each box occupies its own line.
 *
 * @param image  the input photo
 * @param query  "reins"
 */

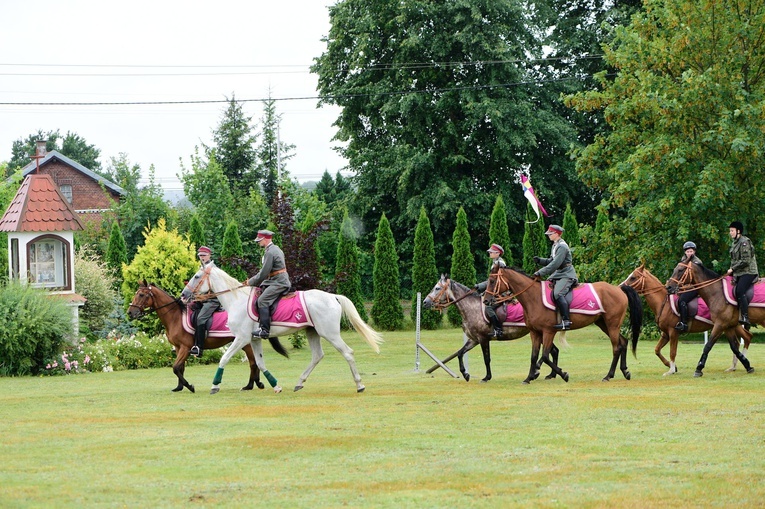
xmin=188 ymin=265 xmax=247 ymax=301
xmin=667 ymin=261 xmax=725 ymax=294
xmin=128 ymin=286 xmax=182 ymax=319
xmin=429 ymin=279 xmax=476 ymax=311
xmin=484 ymin=269 xmax=535 ymax=304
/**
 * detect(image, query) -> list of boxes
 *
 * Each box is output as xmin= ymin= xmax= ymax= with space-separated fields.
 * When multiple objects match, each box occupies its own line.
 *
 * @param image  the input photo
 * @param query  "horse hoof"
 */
xmin=561 ymin=372 xmax=569 ymax=383
xmin=724 ymin=367 xmax=736 ymax=372
xmin=480 ymin=378 xmax=489 ymax=383
xmin=623 ymin=371 xmax=631 ymax=380
xmin=747 ymin=367 xmax=755 ymax=374
xmin=294 ymin=385 xmax=303 ymax=392
xmin=256 ymin=382 xmax=265 ymax=389
xmin=531 ymin=371 xmax=540 ymax=381
xmin=189 ymin=385 xmax=195 ymax=393
xmin=694 ymin=371 xmax=703 ymax=378
xmin=274 ymin=386 xmax=283 ymax=393
xmin=463 ymin=373 xmax=470 ymax=382
xmin=240 ymin=386 xmax=253 ymax=392
xmin=601 ymin=376 xmax=611 ymax=382
xmin=210 ymin=387 xmax=220 ymax=395
xmin=357 ymin=386 xmax=366 ymax=393
xmin=522 ymin=379 xmax=532 ymax=385
xmin=544 ymin=373 xmax=556 ymax=380
xmin=171 ymin=387 xmax=182 ymax=392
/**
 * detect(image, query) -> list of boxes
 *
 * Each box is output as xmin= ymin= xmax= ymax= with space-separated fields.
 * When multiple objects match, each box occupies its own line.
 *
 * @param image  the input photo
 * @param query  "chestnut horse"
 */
xmin=127 ymin=281 xmax=288 ymax=393
xmin=486 ymin=266 xmax=642 ymax=383
xmin=622 ymin=265 xmax=751 ymax=375
xmin=422 ymin=275 xmax=559 ymax=382
xmin=666 ymin=261 xmax=756 ymax=377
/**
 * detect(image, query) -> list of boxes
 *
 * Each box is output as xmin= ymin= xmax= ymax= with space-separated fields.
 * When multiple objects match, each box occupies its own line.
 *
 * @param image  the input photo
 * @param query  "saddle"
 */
xmin=482 ymin=301 xmax=525 ymax=327
xmin=668 ymin=295 xmax=713 ymax=325
xmin=722 ymin=276 xmax=765 ymax=306
xmin=541 ymin=282 xmax=604 ymax=315
xmin=246 ymin=288 xmax=314 ymax=327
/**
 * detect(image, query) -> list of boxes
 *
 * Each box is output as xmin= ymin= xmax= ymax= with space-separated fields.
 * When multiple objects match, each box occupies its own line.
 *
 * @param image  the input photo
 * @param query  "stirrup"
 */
xmin=675 ymin=322 xmax=688 ymax=332
xmin=190 ymin=345 xmax=202 ymax=357
xmin=492 ymin=327 xmax=503 ymax=338
xmin=252 ymin=329 xmax=270 ymax=339
xmin=554 ymin=320 xmax=572 ymax=330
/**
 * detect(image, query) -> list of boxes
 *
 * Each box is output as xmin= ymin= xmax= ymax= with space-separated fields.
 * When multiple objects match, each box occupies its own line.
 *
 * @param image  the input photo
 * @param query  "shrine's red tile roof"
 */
xmin=0 ymin=174 xmax=84 ymax=232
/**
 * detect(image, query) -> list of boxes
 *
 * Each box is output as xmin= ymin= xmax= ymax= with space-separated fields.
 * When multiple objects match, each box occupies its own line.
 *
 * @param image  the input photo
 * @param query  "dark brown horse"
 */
xmin=127 ymin=281 xmax=288 ymax=393
xmin=486 ymin=266 xmax=642 ymax=383
xmin=666 ymin=261 xmax=755 ymax=377
xmin=422 ymin=275 xmax=559 ymax=382
xmin=622 ymin=265 xmax=751 ymax=375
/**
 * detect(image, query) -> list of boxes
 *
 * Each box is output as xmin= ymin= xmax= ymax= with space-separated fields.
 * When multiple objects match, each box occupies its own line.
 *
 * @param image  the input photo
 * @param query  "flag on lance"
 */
xmin=520 ymin=174 xmax=548 ymax=223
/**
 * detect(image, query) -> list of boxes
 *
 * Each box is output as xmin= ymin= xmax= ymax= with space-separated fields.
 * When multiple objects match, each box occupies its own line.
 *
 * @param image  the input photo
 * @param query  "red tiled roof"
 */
xmin=0 ymin=174 xmax=84 ymax=232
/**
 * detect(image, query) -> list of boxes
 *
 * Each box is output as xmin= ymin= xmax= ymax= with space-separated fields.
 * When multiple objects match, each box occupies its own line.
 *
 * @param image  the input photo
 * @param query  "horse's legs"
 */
xmin=524 ymin=331 xmax=543 ymax=384
xmin=654 ymin=330 xmax=671 ymax=369
xmin=455 ymin=340 xmax=479 ymax=382
xmin=724 ymin=330 xmax=753 ymax=373
xmin=321 ymin=331 xmax=366 ymax=393
xmin=294 ymin=329 xmax=324 ymax=392
xmin=544 ymin=343 xmax=560 ymax=379
xmin=539 ymin=333 xmax=569 ymax=382
xmin=241 ymin=343 xmax=264 ymax=391
xmin=479 ymin=338 xmax=492 ymax=383
xmin=594 ymin=318 xmax=626 ymax=381
xmin=695 ymin=326 xmax=724 ymax=377
xmin=171 ymin=346 xmax=195 ymax=393
xmin=618 ymin=334 xmax=631 ymax=380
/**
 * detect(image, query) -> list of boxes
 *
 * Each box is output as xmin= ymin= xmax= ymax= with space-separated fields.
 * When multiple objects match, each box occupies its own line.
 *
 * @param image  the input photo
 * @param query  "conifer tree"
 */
xmin=448 ymin=207 xmax=476 ymax=327
xmin=335 ymin=210 xmax=368 ymax=326
xmin=188 ymin=214 xmax=206 ymax=252
xmin=220 ymin=221 xmax=248 ymax=281
xmin=489 ymin=195 xmax=513 ymax=270
xmin=371 ymin=214 xmax=403 ymax=330
xmin=411 ymin=207 xmax=441 ymax=329
xmin=563 ymin=202 xmax=580 ymax=251
xmin=522 ymin=205 xmax=548 ymax=274
xmin=105 ymin=221 xmax=128 ymax=283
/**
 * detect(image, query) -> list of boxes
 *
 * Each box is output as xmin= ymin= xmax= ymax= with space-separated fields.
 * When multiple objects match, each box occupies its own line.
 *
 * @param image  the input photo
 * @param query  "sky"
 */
xmin=0 ymin=0 xmax=347 ymax=190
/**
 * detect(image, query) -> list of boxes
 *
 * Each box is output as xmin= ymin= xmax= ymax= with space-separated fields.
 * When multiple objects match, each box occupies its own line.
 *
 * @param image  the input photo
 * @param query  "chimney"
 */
xmin=35 ymin=140 xmax=47 ymax=157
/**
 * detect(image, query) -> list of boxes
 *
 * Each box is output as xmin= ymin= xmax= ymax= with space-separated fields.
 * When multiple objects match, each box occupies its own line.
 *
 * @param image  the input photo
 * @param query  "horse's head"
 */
xmin=423 ymin=274 xmax=453 ymax=311
xmin=621 ymin=264 xmax=646 ymax=292
xmin=666 ymin=261 xmax=713 ymax=294
xmin=485 ymin=265 xmax=514 ymax=299
xmin=128 ymin=280 xmax=157 ymax=319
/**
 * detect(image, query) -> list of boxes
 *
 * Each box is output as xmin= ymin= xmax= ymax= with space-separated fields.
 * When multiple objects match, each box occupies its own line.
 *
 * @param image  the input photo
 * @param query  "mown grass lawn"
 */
xmin=1 ymin=326 xmax=763 ymax=508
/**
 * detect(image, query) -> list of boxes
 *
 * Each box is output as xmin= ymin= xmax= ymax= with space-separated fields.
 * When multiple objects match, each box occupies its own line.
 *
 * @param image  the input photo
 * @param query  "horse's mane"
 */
xmin=143 ymin=282 xmax=185 ymax=312
xmin=694 ymin=262 xmax=721 ymax=280
xmin=211 ymin=266 xmax=248 ymax=292
xmin=496 ymin=266 xmax=534 ymax=279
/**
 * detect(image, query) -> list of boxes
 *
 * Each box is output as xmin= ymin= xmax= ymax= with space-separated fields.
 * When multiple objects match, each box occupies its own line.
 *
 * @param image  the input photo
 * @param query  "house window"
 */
xmin=11 ymin=238 xmax=19 ymax=280
xmin=59 ymin=184 xmax=73 ymax=204
xmin=28 ymin=236 xmax=69 ymax=289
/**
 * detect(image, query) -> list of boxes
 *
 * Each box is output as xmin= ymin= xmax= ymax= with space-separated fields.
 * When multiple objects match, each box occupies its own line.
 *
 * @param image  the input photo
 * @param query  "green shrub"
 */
xmin=371 ymin=214 xmax=404 ymax=330
xmin=0 ymin=282 xmax=74 ymax=376
xmin=75 ymin=247 xmax=118 ymax=339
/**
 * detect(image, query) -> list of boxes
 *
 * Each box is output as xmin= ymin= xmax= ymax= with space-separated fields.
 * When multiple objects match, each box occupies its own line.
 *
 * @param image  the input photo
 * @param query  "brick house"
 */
xmin=0 ymin=173 xmax=87 ymax=336
xmin=19 ymin=144 xmax=125 ymax=226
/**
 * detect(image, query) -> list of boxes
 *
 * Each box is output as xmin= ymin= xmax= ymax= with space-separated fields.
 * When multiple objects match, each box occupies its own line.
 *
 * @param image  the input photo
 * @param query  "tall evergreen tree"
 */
xmin=488 ymin=195 xmax=513 ymax=270
xmin=562 ymin=202 xmax=580 ymax=252
xmin=522 ymin=205 xmax=547 ymax=274
xmin=220 ymin=221 xmax=247 ymax=281
xmin=8 ymin=130 xmax=102 ymax=175
xmin=206 ymin=94 xmax=259 ymax=195
xmin=188 ymin=214 xmax=206 ymax=252
xmin=105 ymin=221 xmax=128 ymax=285
xmin=411 ymin=207 xmax=441 ymax=329
xmin=255 ymin=94 xmax=295 ymax=208
xmin=371 ymin=214 xmax=403 ymax=330
xmin=448 ymin=207 xmax=476 ymax=327
xmin=335 ymin=210 xmax=368 ymax=325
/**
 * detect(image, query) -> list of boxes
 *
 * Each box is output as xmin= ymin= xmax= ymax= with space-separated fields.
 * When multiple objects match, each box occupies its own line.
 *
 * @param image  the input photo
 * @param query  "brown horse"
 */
xmin=127 ymin=281 xmax=289 ymax=393
xmin=486 ymin=266 xmax=642 ymax=383
xmin=622 ymin=265 xmax=752 ymax=375
xmin=666 ymin=261 xmax=755 ymax=377
xmin=422 ymin=275 xmax=559 ymax=382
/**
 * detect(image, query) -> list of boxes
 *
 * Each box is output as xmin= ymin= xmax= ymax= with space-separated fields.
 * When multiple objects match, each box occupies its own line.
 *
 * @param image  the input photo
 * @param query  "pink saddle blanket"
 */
xmin=182 ymin=309 xmax=233 ymax=338
xmin=668 ymin=296 xmax=713 ymax=325
xmin=482 ymin=301 xmax=526 ymax=327
xmin=541 ymin=283 xmax=605 ymax=315
xmin=722 ymin=276 xmax=765 ymax=307
xmin=247 ymin=290 xmax=314 ymax=328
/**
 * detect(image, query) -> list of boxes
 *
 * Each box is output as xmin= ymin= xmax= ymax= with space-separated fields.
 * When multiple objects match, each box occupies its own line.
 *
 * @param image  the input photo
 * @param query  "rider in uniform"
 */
xmin=245 ymin=230 xmax=291 ymax=338
xmin=533 ymin=224 xmax=578 ymax=330
xmin=474 ymin=244 xmax=507 ymax=338
xmin=674 ymin=241 xmax=702 ymax=332
xmin=727 ymin=221 xmax=758 ymax=329
xmin=181 ymin=246 xmax=221 ymax=357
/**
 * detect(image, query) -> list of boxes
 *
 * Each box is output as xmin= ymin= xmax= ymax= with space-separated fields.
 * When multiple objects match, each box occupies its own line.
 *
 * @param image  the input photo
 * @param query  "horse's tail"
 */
xmin=620 ymin=284 xmax=643 ymax=356
xmin=268 ymin=337 xmax=290 ymax=359
xmin=335 ymin=294 xmax=383 ymax=353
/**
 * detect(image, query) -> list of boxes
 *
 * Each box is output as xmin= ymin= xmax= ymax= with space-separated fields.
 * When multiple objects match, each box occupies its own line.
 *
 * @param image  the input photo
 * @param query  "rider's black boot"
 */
xmin=253 ymin=305 xmax=271 ymax=338
xmin=675 ymin=300 xmax=689 ymax=331
xmin=554 ymin=295 xmax=572 ymax=330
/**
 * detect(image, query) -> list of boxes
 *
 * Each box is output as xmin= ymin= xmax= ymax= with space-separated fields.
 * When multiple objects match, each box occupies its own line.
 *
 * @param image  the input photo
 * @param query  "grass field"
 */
xmin=1 ymin=326 xmax=764 ymax=508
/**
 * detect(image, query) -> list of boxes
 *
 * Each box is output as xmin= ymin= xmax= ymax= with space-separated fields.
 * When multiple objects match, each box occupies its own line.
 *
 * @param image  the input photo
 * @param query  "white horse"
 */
xmin=187 ymin=264 xmax=383 ymax=394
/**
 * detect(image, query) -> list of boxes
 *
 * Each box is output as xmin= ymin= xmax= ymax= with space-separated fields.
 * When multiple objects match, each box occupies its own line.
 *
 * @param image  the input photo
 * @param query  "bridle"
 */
xmin=128 ymin=285 xmax=181 ymax=319
xmin=484 ymin=268 xmax=535 ymax=304
xmin=428 ymin=278 xmax=476 ymax=311
xmin=621 ymin=267 xmax=666 ymax=297
xmin=666 ymin=261 xmax=724 ymax=294
xmin=188 ymin=265 xmax=246 ymax=301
